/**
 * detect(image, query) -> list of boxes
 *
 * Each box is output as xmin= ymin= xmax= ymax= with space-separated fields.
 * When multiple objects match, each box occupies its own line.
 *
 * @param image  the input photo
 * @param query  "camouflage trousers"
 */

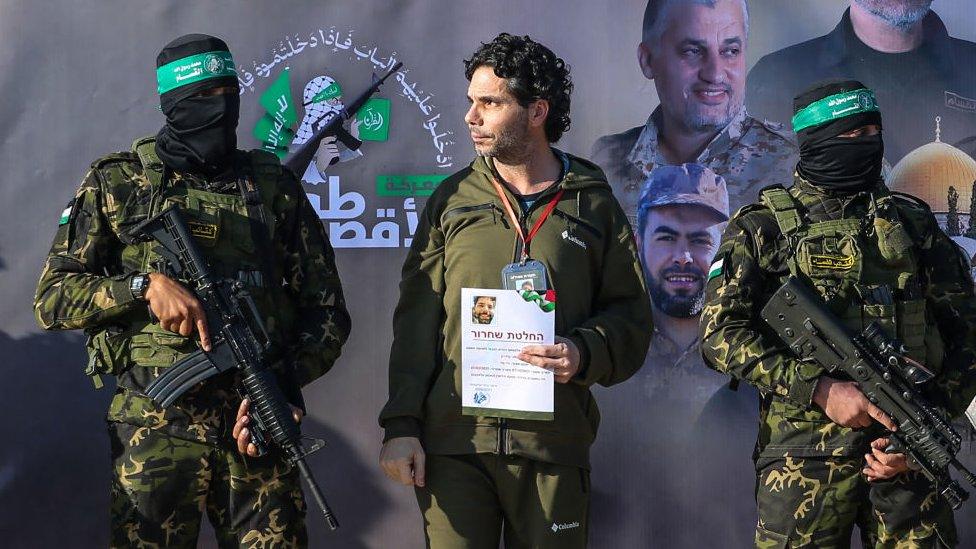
xmin=755 ymin=455 xmax=956 ymax=548
xmin=108 ymin=421 xmax=307 ymax=548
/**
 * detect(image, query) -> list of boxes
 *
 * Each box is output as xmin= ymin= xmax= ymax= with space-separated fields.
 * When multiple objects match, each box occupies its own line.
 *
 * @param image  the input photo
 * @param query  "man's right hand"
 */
xmin=144 ymin=273 xmax=212 ymax=351
xmin=314 ymin=135 xmax=340 ymax=171
xmin=379 ymin=436 xmax=426 ymax=487
xmin=812 ymin=376 xmax=897 ymax=431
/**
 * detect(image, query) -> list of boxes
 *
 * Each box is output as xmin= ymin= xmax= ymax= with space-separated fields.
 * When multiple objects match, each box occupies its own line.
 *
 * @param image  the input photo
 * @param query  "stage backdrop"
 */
xmin=1 ymin=1 xmax=975 ymax=547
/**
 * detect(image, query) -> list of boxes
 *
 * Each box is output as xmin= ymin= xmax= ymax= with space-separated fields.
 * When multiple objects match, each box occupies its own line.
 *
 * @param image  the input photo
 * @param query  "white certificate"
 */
xmin=461 ymin=288 xmax=555 ymax=420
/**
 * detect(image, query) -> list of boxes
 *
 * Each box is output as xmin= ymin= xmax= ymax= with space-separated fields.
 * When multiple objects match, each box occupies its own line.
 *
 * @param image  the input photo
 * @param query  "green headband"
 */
xmin=310 ymin=82 xmax=343 ymax=104
xmin=156 ymin=51 xmax=237 ymax=95
xmin=791 ymin=88 xmax=878 ymax=132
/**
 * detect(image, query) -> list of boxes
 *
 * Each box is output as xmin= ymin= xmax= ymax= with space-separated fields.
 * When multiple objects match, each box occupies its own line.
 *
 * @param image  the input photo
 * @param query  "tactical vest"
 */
xmin=86 ymin=137 xmax=292 ymax=388
xmin=760 ymin=186 xmax=944 ymax=372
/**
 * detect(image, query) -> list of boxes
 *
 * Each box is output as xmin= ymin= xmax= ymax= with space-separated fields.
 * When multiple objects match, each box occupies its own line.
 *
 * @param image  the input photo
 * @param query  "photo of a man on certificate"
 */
xmin=461 ymin=288 xmax=556 ymax=420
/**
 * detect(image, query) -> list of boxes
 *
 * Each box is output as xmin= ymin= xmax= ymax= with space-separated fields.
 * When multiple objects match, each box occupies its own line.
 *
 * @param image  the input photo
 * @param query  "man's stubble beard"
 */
xmin=645 ymin=265 xmax=706 ymax=318
xmin=473 ymin=109 xmax=531 ymax=164
xmin=855 ymin=0 xmax=933 ymax=30
xmin=683 ymin=90 xmax=741 ymax=133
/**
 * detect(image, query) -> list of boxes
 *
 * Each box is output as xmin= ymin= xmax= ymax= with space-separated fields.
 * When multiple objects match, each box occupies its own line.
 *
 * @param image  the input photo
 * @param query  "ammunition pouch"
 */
xmin=84 ymin=327 xmax=132 ymax=388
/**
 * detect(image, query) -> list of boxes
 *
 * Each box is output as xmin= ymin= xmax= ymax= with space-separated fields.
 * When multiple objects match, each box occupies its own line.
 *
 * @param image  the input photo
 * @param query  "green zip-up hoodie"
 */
xmin=379 ymin=153 xmax=652 ymax=469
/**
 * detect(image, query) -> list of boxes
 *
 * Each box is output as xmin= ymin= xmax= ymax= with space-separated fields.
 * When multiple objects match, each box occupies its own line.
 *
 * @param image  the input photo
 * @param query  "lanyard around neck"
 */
xmin=490 ymin=177 xmax=564 ymax=263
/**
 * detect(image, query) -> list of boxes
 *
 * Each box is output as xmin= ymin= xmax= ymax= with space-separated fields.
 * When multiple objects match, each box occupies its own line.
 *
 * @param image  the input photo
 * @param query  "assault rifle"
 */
xmin=129 ymin=206 xmax=339 ymax=530
xmin=762 ymin=276 xmax=976 ymax=509
xmin=284 ymin=61 xmax=402 ymax=175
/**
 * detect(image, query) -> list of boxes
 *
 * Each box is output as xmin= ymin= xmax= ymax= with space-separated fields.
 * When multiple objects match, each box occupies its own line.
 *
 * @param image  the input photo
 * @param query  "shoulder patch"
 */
xmin=58 ymin=199 xmax=75 ymax=225
xmin=707 ymin=257 xmax=725 ymax=281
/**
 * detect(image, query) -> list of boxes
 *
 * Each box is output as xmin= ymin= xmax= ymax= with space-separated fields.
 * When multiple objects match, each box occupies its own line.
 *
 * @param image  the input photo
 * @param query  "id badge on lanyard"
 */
xmin=502 ymin=260 xmax=548 ymax=291
xmin=490 ymin=177 xmax=562 ymax=292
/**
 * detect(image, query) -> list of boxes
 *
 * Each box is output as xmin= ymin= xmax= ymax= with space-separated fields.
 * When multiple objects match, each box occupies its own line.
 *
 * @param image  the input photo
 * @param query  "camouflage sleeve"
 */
xmin=919 ymin=220 xmax=976 ymax=418
xmin=33 ymin=168 xmax=140 ymax=330
xmin=277 ymin=171 xmax=351 ymax=388
xmin=699 ymin=216 xmax=824 ymax=407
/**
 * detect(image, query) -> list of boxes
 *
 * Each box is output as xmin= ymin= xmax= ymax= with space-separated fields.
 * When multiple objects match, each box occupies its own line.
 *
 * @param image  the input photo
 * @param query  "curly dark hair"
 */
xmin=463 ymin=33 xmax=573 ymax=143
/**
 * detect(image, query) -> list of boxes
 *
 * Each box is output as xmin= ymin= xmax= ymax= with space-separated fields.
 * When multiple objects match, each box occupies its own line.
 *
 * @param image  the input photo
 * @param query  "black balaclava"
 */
xmin=792 ymin=79 xmax=884 ymax=192
xmin=155 ymin=34 xmax=240 ymax=176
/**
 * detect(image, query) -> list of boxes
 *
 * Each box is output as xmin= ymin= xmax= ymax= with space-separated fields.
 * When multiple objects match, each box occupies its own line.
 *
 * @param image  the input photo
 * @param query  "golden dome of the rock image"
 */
xmin=888 ymin=117 xmax=976 ymax=213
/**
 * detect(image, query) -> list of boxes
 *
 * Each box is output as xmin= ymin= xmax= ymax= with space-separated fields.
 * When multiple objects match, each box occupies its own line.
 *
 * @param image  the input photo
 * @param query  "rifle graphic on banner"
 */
xmin=284 ymin=62 xmax=402 ymax=176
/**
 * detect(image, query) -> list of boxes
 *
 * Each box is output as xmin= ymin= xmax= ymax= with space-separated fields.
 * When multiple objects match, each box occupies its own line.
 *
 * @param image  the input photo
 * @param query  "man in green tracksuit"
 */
xmin=378 ymin=33 xmax=652 ymax=548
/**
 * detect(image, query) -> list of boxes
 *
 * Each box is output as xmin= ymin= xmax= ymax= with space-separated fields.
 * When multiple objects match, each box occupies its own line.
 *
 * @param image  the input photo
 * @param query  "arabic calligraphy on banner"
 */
xmin=305 ymin=176 xmax=422 ymax=249
xmin=239 ymin=26 xmax=456 ymax=169
xmin=240 ymin=25 xmax=458 ymax=249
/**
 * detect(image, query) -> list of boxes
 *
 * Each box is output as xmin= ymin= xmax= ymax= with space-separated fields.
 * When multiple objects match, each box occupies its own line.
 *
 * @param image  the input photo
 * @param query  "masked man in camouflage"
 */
xmin=701 ymin=79 xmax=976 ymax=547
xmin=33 ymin=34 xmax=350 ymax=548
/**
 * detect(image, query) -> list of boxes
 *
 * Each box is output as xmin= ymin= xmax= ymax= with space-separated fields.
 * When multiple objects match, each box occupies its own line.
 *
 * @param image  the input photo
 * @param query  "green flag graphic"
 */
xmin=259 ymin=68 xmax=296 ymax=126
xmin=253 ymin=115 xmax=294 ymax=159
xmin=253 ymin=68 xmax=297 ymax=156
xmin=356 ymin=97 xmax=391 ymax=142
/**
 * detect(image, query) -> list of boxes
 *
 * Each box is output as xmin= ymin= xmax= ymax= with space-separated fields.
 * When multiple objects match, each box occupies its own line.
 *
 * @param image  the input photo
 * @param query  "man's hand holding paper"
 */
xmin=461 ymin=288 xmax=557 ymax=420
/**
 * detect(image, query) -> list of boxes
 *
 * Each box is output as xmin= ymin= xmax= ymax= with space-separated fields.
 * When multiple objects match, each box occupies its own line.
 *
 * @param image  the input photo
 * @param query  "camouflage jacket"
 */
xmin=700 ymin=177 xmax=976 ymax=458
xmin=591 ymin=107 xmax=798 ymax=227
xmin=33 ymin=138 xmax=351 ymax=445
